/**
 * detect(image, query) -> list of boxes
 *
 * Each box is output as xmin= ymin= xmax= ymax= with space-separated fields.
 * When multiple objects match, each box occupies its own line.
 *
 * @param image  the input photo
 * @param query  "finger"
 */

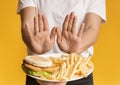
xmin=25 ymin=24 xmax=34 ymax=40
xmin=38 ymin=13 xmax=44 ymax=32
xmin=71 ymin=16 xmax=77 ymax=34
xmin=42 ymin=15 xmax=49 ymax=31
xmin=67 ymin=12 xmax=74 ymax=31
xmin=56 ymin=28 xmax=62 ymax=44
xmin=78 ymin=23 xmax=85 ymax=37
xmin=62 ymin=14 xmax=70 ymax=32
xmin=34 ymin=16 xmax=39 ymax=35
xmin=50 ymin=27 xmax=57 ymax=39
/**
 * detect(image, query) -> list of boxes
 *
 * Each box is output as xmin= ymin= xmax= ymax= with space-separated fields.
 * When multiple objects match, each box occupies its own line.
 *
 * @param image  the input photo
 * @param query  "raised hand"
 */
xmin=56 ymin=12 xmax=85 ymax=54
xmin=23 ymin=13 xmax=56 ymax=54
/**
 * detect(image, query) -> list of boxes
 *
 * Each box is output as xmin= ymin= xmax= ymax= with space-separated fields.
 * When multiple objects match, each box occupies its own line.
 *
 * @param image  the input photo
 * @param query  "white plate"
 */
xmin=25 ymin=53 xmax=94 ymax=82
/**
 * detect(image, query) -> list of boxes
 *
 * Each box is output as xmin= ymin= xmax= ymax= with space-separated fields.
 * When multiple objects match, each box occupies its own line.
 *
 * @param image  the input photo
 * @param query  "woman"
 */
xmin=17 ymin=0 xmax=106 ymax=85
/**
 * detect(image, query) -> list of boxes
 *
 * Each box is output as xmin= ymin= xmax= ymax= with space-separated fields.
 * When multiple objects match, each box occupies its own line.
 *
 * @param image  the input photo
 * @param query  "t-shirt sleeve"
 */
xmin=87 ymin=0 xmax=106 ymax=22
xmin=17 ymin=0 xmax=36 ymax=14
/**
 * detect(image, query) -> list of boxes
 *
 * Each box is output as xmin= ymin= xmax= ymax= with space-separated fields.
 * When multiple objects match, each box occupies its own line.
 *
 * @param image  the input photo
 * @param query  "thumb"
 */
xmin=25 ymin=24 xmax=33 ymax=39
xmin=50 ymin=27 xmax=57 ymax=39
xmin=78 ymin=23 xmax=85 ymax=37
xmin=56 ymin=27 xmax=62 ymax=44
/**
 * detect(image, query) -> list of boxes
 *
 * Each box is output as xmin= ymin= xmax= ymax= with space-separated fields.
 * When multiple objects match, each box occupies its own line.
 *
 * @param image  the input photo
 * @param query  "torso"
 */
xmin=28 ymin=0 xmax=93 ymax=57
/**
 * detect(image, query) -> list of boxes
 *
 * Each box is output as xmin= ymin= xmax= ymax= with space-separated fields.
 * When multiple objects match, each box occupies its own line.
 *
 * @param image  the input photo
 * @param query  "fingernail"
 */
xmin=67 ymin=14 xmax=70 ymax=18
xmin=71 ymin=12 xmax=74 ymax=15
xmin=38 ymin=13 xmax=42 ymax=17
xmin=74 ymin=16 xmax=77 ymax=19
xmin=35 ymin=16 xmax=38 ymax=19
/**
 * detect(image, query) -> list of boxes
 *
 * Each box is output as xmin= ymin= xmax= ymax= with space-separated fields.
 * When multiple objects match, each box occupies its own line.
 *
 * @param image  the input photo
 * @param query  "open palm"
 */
xmin=56 ymin=12 xmax=85 ymax=54
xmin=23 ymin=13 xmax=56 ymax=54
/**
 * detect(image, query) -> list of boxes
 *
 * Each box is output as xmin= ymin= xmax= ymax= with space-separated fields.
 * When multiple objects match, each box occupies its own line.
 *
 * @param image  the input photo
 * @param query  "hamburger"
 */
xmin=22 ymin=55 xmax=55 ymax=79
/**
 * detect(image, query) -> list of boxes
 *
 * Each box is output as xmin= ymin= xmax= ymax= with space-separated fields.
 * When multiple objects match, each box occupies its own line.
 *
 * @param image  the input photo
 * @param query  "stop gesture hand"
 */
xmin=56 ymin=12 xmax=85 ymax=54
xmin=24 ymin=13 xmax=56 ymax=54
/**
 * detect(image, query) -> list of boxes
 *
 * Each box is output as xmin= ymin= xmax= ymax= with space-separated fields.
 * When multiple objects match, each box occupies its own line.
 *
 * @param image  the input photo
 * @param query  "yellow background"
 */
xmin=0 ymin=0 xmax=120 ymax=85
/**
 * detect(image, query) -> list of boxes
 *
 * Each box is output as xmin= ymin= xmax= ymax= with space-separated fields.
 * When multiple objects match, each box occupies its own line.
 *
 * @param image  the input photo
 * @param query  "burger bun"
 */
xmin=24 ymin=55 xmax=53 ymax=67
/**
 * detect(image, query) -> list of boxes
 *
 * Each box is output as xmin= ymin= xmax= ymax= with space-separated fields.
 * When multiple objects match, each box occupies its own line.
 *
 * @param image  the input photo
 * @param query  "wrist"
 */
xmin=70 ymin=43 xmax=86 ymax=54
xmin=27 ymin=47 xmax=47 ymax=55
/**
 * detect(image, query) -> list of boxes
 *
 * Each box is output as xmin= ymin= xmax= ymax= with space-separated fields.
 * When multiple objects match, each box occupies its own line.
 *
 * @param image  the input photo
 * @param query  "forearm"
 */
xmin=78 ymin=13 xmax=102 ymax=54
xmin=20 ymin=7 xmax=36 ymax=52
xmin=78 ymin=25 xmax=100 ymax=54
xmin=20 ymin=7 xmax=36 ymax=29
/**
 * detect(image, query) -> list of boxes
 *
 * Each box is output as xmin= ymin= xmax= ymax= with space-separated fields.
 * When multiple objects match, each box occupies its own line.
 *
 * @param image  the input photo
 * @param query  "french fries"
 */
xmin=42 ymin=53 xmax=94 ymax=81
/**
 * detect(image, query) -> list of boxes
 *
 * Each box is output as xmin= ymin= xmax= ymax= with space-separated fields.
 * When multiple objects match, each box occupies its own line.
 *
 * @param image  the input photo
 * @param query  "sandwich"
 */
xmin=22 ymin=55 xmax=55 ymax=79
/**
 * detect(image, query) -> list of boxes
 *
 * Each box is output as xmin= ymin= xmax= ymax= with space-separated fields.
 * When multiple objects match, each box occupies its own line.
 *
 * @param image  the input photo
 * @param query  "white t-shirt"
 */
xmin=17 ymin=0 xmax=106 ymax=57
